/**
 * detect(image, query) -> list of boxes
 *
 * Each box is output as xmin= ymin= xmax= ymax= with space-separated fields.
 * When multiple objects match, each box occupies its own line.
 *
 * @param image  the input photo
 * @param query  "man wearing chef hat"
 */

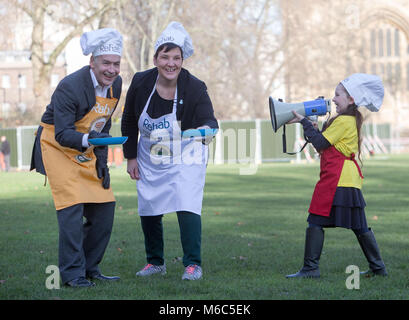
xmin=31 ymin=28 xmax=123 ymax=287
xmin=122 ymin=22 xmax=218 ymax=281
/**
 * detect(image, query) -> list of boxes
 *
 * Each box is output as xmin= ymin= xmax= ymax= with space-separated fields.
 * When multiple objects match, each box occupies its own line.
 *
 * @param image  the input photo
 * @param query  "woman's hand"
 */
xmin=127 ymin=158 xmax=140 ymax=180
xmin=287 ymin=110 xmax=305 ymax=124
xmin=196 ymin=125 xmax=213 ymax=145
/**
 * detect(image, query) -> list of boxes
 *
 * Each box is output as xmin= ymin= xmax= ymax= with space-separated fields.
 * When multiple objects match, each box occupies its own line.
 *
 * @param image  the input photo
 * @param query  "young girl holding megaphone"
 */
xmin=285 ymin=73 xmax=387 ymax=278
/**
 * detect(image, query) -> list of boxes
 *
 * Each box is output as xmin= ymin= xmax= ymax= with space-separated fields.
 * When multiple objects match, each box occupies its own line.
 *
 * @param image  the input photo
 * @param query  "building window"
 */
xmin=370 ymin=29 xmax=376 ymax=57
xmin=394 ymin=29 xmax=400 ymax=56
xmin=371 ymin=63 xmax=377 ymax=74
xmin=386 ymin=63 xmax=392 ymax=83
xmin=2 ymin=103 xmax=10 ymax=118
xmin=18 ymin=74 xmax=26 ymax=88
xmin=395 ymin=63 xmax=401 ymax=81
xmin=18 ymin=102 xmax=27 ymax=113
xmin=407 ymin=63 xmax=409 ymax=90
xmin=379 ymin=63 xmax=385 ymax=78
xmin=386 ymin=29 xmax=392 ymax=56
xmin=378 ymin=29 xmax=384 ymax=57
xmin=2 ymin=75 xmax=10 ymax=88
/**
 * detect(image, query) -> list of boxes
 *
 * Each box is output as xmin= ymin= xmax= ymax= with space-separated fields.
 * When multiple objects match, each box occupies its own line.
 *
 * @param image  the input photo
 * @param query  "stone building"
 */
xmin=0 ymin=51 xmax=66 ymax=126
xmin=282 ymin=0 xmax=409 ymax=151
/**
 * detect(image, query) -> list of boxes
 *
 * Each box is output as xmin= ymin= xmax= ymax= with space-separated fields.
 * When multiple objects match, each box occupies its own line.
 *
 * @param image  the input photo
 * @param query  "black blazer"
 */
xmin=41 ymin=65 xmax=122 ymax=151
xmin=30 ymin=66 xmax=122 ymax=173
xmin=121 ymin=68 xmax=218 ymax=159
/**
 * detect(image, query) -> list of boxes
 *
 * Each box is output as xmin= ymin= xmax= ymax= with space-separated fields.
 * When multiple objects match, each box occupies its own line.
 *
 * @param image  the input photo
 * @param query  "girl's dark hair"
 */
xmin=154 ymin=43 xmax=183 ymax=59
xmin=322 ymin=84 xmax=364 ymax=165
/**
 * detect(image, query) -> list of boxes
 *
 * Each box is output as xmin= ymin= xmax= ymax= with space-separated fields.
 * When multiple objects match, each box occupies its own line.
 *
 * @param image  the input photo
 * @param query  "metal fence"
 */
xmin=0 ymin=119 xmax=392 ymax=170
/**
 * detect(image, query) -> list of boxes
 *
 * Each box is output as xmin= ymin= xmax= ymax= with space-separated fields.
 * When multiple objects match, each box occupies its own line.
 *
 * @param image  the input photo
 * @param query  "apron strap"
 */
xmin=349 ymin=153 xmax=364 ymax=179
xmin=104 ymin=86 xmax=118 ymax=121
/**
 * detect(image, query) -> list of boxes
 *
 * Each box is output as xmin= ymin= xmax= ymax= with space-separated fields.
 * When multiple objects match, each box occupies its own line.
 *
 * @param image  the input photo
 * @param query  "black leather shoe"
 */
xmin=65 ymin=277 xmax=96 ymax=288
xmin=89 ymin=274 xmax=120 ymax=281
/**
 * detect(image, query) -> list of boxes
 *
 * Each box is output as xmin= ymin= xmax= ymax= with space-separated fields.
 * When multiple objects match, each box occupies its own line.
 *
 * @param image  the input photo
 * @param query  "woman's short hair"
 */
xmin=154 ymin=42 xmax=183 ymax=60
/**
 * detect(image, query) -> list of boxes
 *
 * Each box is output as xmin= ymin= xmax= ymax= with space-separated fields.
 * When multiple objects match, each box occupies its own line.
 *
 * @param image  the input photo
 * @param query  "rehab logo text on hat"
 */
xmin=80 ymin=28 xmax=123 ymax=57
xmin=155 ymin=21 xmax=194 ymax=59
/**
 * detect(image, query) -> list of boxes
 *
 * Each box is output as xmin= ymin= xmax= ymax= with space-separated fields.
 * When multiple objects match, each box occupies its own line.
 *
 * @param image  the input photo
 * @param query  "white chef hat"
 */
xmin=80 ymin=28 xmax=123 ymax=57
xmin=154 ymin=21 xmax=194 ymax=59
xmin=341 ymin=73 xmax=384 ymax=112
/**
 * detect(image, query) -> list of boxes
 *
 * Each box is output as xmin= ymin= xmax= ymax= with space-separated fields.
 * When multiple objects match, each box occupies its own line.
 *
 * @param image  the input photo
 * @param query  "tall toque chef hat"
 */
xmin=341 ymin=73 xmax=384 ymax=112
xmin=154 ymin=21 xmax=194 ymax=59
xmin=80 ymin=28 xmax=123 ymax=57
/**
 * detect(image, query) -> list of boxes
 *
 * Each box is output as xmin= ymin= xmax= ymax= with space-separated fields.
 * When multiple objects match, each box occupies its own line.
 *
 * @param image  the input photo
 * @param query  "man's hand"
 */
xmin=127 ymin=158 xmax=140 ymax=180
xmin=93 ymin=146 xmax=110 ymax=189
xmin=88 ymin=130 xmax=111 ymax=142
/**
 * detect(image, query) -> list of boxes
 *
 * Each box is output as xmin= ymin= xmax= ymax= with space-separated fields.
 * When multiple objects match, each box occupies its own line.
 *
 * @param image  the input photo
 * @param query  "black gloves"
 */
xmin=93 ymin=144 xmax=110 ymax=190
xmin=88 ymin=130 xmax=111 ymax=142
xmin=88 ymin=130 xmax=111 ymax=189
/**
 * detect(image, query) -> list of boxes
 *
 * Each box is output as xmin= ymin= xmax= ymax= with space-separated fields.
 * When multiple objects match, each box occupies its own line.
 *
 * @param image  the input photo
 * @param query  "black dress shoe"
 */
xmin=89 ymin=274 xmax=120 ymax=281
xmin=65 ymin=277 xmax=95 ymax=288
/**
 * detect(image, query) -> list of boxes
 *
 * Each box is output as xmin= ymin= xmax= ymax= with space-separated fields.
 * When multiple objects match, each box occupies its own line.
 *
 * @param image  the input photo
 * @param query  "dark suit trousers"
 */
xmin=56 ymin=202 xmax=115 ymax=284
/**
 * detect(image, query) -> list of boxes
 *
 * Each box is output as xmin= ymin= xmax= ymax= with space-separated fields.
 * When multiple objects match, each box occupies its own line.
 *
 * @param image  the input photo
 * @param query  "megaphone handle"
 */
xmin=282 ymin=124 xmax=295 ymax=155
xmin=282 ymin=123 xmax=309 ymax=155
xmin=282 ymin=124 xmax=288 ymax=153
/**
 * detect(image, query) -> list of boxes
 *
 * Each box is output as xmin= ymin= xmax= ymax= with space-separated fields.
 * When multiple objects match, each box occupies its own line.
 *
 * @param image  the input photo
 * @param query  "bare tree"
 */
xmin=113 ymin=0 xmax=175 ymax=79
xmin=169 ymin=0 xmax=283 ymax=120
xmin=110 ymin=0 xmax=283 ymax=120
xmin=281 ymin=0 xmax=366 ymax=103
xmin=2 ymin=0 xmax=391 ymax=126
xmin=11 ymin=0 xmax=114 ymax=120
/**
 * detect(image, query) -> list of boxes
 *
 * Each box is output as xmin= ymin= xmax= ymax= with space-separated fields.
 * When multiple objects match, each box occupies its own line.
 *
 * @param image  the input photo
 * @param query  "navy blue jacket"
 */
xmin=300 ymin=118 xmax=331 ymax=151
xmin=31 ymin=66 xmax=122 ymax=173
xmin=41 ymin=66 xmax=122 ymax=151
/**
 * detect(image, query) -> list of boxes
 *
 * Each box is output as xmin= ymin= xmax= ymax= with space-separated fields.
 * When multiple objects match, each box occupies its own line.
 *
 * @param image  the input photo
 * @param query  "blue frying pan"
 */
xmin=181 ymin=128 xmax=218 ymax=138
xmin=88 ymin=136 xmax=128 ymax=146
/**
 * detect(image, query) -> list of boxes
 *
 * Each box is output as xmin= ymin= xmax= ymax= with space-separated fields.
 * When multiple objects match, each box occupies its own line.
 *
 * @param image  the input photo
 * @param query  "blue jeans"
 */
xmin=308 ymin=223 xmax=369 ymax=236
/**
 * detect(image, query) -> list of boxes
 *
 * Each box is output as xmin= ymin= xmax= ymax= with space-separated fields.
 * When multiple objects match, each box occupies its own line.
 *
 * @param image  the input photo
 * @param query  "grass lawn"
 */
xmin=0 ymin=154 xmax=408 ymax=300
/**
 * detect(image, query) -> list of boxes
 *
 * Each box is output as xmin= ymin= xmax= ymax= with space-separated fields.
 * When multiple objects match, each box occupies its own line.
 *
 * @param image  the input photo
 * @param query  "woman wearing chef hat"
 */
xmin=285 ymin=73 xmax=388 ymax=278
xmin=121 ymin=22 xmax=218 ymax=280
xmin=31 ymin=28 xmax=123 ymax=287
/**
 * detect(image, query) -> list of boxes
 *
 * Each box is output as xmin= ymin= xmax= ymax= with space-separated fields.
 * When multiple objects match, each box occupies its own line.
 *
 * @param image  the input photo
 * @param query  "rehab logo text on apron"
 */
xmin=40 ymin=87 xmax=118 ymax=210
xmin=136 ymin=81 xmax=208 ymax=216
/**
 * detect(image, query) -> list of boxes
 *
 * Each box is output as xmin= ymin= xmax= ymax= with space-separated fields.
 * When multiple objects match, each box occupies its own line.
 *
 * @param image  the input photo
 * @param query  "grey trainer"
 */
xmin=182 ymin=264 xmax=202 ymax=280
xmin=136 ymin=263 xmax=166 ymax=276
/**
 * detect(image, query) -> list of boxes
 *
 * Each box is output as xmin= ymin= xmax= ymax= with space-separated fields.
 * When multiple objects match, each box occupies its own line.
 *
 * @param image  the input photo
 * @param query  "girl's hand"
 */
xmin=287 ymin=110 xmax=305 ymax=124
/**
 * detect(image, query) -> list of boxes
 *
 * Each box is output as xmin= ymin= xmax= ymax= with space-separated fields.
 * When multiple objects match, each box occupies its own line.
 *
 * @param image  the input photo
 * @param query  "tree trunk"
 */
xmin=30 ymin=0 xmax=48 ymax=120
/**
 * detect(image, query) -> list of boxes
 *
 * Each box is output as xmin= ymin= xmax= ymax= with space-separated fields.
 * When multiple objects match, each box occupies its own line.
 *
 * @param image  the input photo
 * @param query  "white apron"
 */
xmin=136 ymin=81 xmax=208 ymax=216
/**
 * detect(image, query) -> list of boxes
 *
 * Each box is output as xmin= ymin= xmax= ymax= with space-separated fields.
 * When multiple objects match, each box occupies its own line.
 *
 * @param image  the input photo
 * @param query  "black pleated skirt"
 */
xmin=307 ymin=187 xmax=368 ymax=230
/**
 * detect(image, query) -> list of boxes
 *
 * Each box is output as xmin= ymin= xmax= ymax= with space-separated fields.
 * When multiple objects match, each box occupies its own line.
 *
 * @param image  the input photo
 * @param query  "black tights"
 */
xmin=308 ymin=223 xmax=369 ymax=236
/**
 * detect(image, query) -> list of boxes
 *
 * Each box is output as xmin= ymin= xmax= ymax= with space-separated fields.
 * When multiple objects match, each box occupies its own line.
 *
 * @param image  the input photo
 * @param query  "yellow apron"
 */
xmin=40 ymin=88 xmax=118 ymax=210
